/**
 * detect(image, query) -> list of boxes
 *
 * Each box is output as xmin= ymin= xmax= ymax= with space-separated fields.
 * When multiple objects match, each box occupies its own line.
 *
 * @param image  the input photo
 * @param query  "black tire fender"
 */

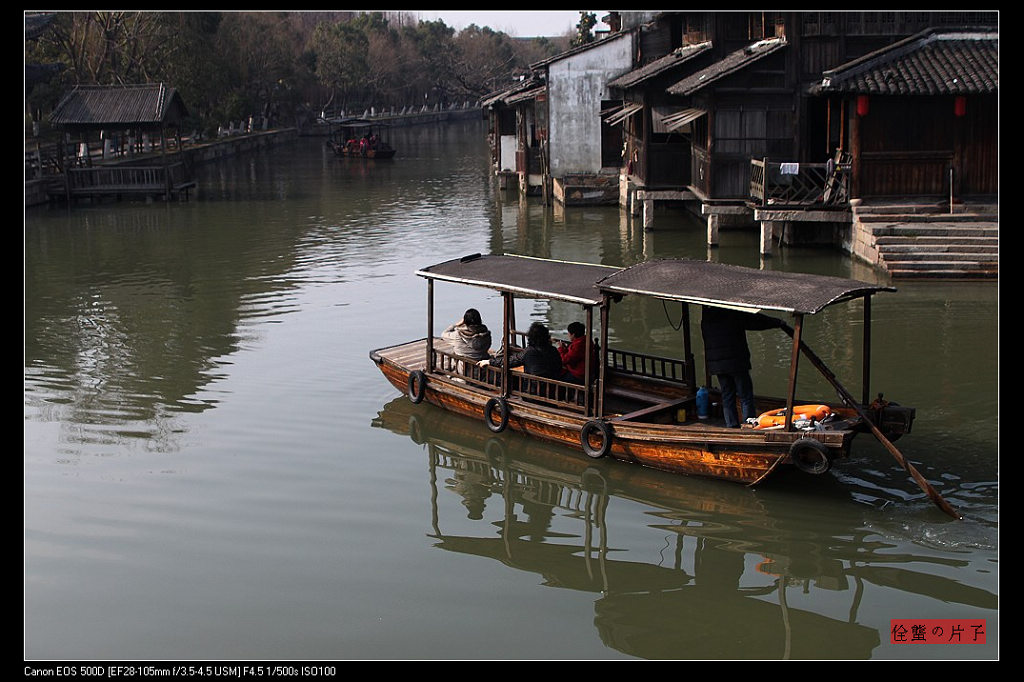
xmin=580 ymin=420 xmax=613 ymax=459
xmin=484 ymin=397 xmax=510 ymax=433
xmin=407 ymin=370 xmax=427 ymax=404
xmin=408 ymin=414 xmax=426 ymax=444
xmin=790 ymin=437 xmax=831 ymax=475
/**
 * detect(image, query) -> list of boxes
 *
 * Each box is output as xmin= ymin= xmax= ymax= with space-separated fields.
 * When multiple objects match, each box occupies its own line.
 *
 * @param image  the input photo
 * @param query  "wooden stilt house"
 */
xmin=596 ymin=11 xmax=997 ymax=227
xmin=811 ymin=27 xmax=998 ymax=201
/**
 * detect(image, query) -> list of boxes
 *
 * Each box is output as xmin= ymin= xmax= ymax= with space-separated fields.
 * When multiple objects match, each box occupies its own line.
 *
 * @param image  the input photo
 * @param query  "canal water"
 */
xmin=25 ymin=119 xmax=998 ymax=661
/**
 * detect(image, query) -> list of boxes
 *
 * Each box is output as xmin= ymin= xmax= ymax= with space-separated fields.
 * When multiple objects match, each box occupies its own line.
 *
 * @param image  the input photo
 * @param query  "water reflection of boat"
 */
xmin=373 ymin=397 xmax=994 ymax=659
xmin=370 ymin=254 xmax=957 ymax=518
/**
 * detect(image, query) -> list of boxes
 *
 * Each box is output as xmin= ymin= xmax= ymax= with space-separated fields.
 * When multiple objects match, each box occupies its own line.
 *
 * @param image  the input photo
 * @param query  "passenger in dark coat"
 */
xmin=700 ymin=306 xmax=784 ymax=428
xmin=479 ymin=321 xmax=563 ymax=379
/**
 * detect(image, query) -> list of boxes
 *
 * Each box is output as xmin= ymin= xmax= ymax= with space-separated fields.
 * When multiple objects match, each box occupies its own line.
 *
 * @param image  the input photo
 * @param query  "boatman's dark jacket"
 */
xmin=700 ymin=306 xmax=784 ymax=376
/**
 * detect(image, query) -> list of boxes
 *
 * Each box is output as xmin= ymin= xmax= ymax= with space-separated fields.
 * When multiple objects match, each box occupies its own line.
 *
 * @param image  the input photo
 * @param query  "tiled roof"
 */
xmin=608 ymin=41 xmax=712 ymax=90
xmin=50 ymin=84 xmax=189 ymax=127
xmin=813 ymin=27 xmax=998 ymax=96
xmin=529 ymin=28 xmax=636 ymax=71
xmin=667 ymin=37 xmax=787 ymax=96
xmin=481 ymin=76 xmax=545 ymax=108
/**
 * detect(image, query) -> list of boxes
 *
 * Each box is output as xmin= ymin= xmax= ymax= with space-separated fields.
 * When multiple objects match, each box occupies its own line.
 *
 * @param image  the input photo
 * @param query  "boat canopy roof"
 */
xmin=597 ymin=259 xmax=894 ymax=314
xmin=417 ymin=254 xmax=619 ymax=305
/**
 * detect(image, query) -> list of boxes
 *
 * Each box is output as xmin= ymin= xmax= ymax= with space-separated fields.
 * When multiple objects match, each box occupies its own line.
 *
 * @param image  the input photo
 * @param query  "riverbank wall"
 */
xmin=26 ymin=127 xmax=299 ymax=208
xmin=26 ymin=107 xmax=484 ymax=208
xmin=298 ymin=105 xmax=483 ymax=136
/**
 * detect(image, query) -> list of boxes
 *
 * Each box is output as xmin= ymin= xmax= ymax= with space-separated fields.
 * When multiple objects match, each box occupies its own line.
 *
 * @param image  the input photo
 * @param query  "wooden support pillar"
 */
xmin=584 ymin=305 xmax=594 ymax=417
xmin=597 ymin=297 xmax=610 ymax=419
xmin=426 ymin=279 xmax=434 ymax=372
xmin=681 ymin=303 xmax=696 ymax=389
xmin=784 ymin=314 xmax=804 ymax=431
xmin=501 ymin=292 xmax=512 ymax=399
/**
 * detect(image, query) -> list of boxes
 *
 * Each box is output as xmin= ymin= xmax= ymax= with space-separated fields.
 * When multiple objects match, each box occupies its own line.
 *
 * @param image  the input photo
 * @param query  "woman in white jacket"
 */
xmin=442 ymin=308 xmax=492 ymax=361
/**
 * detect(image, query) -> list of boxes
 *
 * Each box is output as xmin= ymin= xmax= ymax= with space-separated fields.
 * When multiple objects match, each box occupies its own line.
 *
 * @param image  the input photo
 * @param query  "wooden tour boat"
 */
xmin=324 ymin=117 xmax=396 ymax=159
xmin=370 ymin=254 xmax=959 ymax=518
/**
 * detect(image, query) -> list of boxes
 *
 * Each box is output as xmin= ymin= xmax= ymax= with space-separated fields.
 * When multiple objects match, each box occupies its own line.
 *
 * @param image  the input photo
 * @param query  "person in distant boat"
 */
xmin=557 ymin=321 xmax=598 ymax=383
xmin=479 ymin=321 xmax=562 ymax=379
xmin=700 ymin=306 xmax=784 ymax=428
xmin=442 ymin=308 xmax=492 ymax=361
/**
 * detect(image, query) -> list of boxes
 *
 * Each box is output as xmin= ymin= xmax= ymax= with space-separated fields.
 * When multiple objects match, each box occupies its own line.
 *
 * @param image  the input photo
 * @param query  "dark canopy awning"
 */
xmin=417 ymin=254 xmax=620 ymax=306
xmin=597 ymin=259 xmax=894 ymax=314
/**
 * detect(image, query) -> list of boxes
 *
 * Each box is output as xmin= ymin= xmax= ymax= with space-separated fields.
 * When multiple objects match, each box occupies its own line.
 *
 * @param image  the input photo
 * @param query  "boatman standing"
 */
xmin=700 ymin=306 xmax=784 ymax=428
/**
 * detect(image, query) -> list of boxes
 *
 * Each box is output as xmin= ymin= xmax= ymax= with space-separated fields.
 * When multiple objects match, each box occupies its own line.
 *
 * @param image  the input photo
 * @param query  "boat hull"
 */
xmin=371 ymin=341 xmax=856 ymax=486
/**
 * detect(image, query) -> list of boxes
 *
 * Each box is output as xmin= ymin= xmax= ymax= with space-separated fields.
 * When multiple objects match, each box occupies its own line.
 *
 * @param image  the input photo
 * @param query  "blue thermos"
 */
xmin=696 ymin=386 xmax=710 ymax=420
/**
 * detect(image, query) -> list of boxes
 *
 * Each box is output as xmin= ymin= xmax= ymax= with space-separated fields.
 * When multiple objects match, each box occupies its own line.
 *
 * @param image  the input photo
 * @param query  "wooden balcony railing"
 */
xmin=750 ymin=157 xmax=850 ymax=207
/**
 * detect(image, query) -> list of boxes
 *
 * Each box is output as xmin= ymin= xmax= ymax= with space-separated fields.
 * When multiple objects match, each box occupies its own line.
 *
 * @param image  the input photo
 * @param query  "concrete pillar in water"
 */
xmin=760 ymin=221 xmax=781 ymax=255
xmin=706 ymin=213 xmax=720 ymax=247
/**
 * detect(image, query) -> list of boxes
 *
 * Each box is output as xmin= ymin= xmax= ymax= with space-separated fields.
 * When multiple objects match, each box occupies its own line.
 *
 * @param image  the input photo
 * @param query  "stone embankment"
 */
xmin=849 ymin=198 xmax=998 ymax=279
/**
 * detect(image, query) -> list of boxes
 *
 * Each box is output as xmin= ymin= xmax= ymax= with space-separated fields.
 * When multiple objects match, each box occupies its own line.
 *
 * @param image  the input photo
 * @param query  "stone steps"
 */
xmin=851 ymin=201 xmax=998 ymax=280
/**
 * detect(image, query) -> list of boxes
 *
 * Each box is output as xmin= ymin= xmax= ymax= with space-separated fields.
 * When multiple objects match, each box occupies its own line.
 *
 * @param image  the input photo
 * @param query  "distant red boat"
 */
xmin=323 ymin=117 xmax=396 ymax=159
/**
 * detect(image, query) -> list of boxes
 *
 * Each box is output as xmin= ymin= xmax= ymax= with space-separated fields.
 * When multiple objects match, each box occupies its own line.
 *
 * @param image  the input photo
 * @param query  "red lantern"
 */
xmin=856 ymin=95 xmax=870 ymax=117
xmin=954 ymin=96 xmax=967 ymax=117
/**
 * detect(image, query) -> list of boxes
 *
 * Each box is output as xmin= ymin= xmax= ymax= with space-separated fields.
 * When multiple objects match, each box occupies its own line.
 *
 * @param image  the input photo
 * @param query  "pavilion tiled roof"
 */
xmin=49 ymin=83 xmax=189 ymax=128
xmin=812 ymin=27 xmax=998 ymax=96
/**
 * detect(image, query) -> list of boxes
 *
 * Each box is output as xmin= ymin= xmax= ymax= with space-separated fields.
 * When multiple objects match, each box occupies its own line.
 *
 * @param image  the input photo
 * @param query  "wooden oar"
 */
xmin=778 ymin=323 xmax=961 ymax=520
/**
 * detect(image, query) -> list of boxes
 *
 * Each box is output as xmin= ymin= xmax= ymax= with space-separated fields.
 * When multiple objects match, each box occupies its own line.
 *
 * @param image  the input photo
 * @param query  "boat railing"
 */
xmin=432 ymin=346 xmax=592 ymax=414
xmin=507 ymin=371 xmax=590 ymax=412
xmin=607 ymin=348 xmax=688 ymax=384
xmin=511 ymin=330 xmax=689 ymax=385
xmin=433 ymin=348 xmax=497 ymax=389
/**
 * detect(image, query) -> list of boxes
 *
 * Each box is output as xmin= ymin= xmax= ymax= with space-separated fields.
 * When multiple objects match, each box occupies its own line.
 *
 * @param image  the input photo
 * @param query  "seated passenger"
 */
xmin=480 ymin=321 xmax=562 ymax=379
xmin=442 ymin=308 xmax=492 ymax=361
xmin=557 ymin=321 xmax=598 ymax=383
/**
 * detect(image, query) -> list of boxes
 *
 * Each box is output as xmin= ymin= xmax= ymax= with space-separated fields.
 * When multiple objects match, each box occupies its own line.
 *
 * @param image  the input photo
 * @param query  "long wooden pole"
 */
xmin=779 ymin=323 xmax=960 ymax=520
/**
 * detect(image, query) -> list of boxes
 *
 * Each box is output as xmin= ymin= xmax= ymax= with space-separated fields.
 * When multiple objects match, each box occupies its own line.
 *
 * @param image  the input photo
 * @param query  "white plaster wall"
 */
xmin=547 ymin=34 xmax=634 ymax=176
xmin=499 ymin=134 xmax=517 ymax=172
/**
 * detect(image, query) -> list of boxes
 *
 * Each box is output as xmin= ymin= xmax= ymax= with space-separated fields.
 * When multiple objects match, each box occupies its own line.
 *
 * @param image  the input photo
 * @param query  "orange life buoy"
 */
xmin=753 ymin=405 xmax=831 ymax=429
